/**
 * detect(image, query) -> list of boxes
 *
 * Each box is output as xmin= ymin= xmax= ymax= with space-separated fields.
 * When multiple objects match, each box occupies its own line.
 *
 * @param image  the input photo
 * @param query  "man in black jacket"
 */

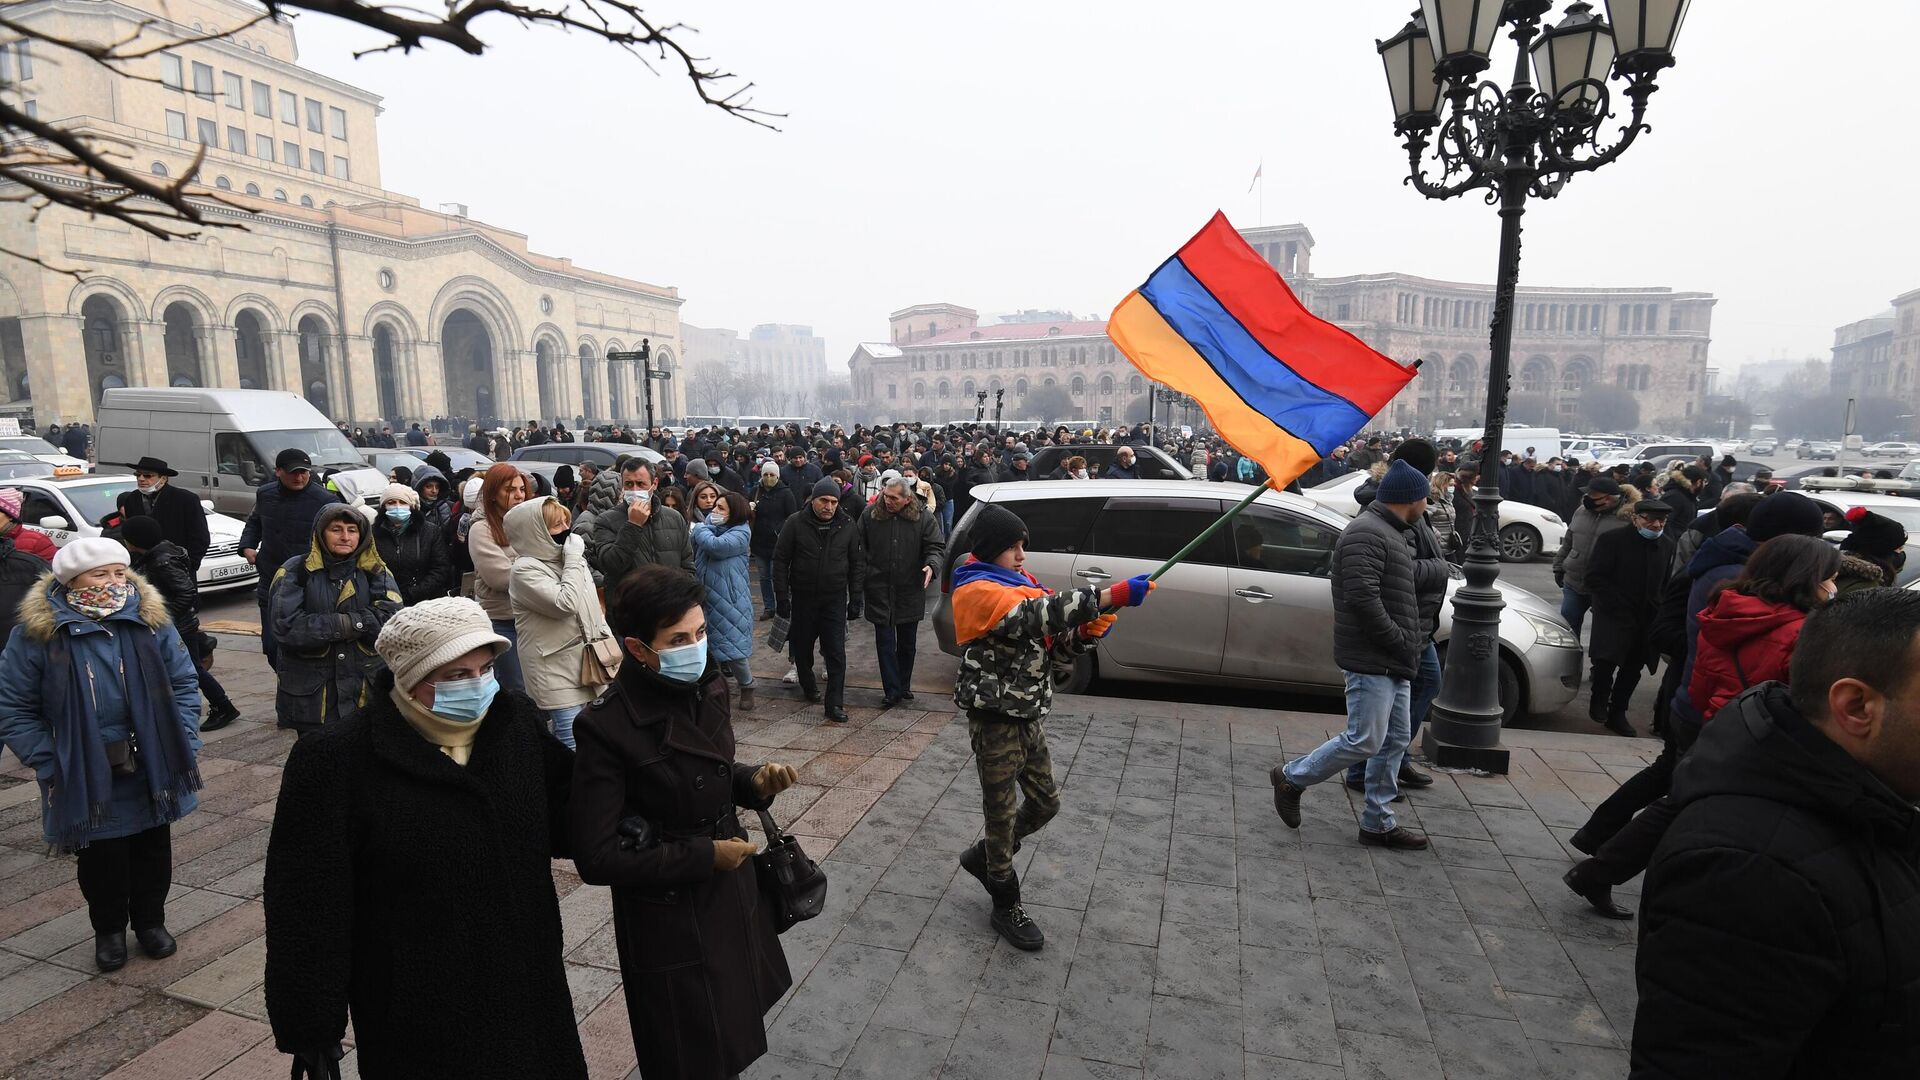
xmin=773 ymin=478 xmax=865 ymax=723
xmin=238 ymin=449 xmax=345 ymax=666
xmin=1271 ymin=461 xmax=1431 ymax=850
xmin=749 ymin=462 xmax=797 ymax=619
xmin=1630 ymin=589 xmax=1920 ymax=1078
xmin=859 ymin=472 xmax=946 ymax=708
xmin=123 ymin=515 xmax=240 ymax=731
xmin=1585 ymin=499 xmax=1675 ymax=737
xmin=113 ymin=456 xmax=210 ymax=570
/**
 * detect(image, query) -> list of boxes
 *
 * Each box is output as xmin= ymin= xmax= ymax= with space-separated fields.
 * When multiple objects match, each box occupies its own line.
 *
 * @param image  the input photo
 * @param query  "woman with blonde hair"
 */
xmin=505 ymin=495 xmax=614 ymax=748
xmin=1428 ymin=470 xmax=1459 ymax=560
xmin=468 ymin=462 xmax=529 ymax=691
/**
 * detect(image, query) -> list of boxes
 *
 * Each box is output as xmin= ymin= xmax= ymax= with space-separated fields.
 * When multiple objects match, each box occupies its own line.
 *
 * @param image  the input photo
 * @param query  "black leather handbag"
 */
xmin=752 ymin=807 xmax=827 ymax=933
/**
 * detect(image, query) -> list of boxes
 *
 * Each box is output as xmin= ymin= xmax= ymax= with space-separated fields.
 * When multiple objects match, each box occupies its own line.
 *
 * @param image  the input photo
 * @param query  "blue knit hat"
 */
xmin=1375 ymin=459 xmax=1431 ymax=504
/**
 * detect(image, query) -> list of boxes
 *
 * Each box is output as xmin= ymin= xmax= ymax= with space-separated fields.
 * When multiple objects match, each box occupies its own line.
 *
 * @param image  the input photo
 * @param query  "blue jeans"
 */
xmin=873 ymin=621 xmax=919 ymax=701
xmin=546 ymin=704 xmax=582 ymax=749
xmin=491 ymin=619 xmax=525 ymax=693
xmin=757 ymin=554 xmax=777 ymax=608
xmin=719 ymin=657 xmax=755 ymax=689
xmin=1560 ymin=587 xmax=1592 ymax=638
xmin=1347 ymin=641 xmax=1440 ymax=785
xmin=939 ymin=500 xmax=954 ymax=537
xmin=1284 ymin=672 xmax=1412 ymax=834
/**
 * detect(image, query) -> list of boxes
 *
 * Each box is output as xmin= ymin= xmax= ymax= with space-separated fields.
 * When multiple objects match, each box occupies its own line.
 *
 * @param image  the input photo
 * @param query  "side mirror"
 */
xmin=39 ymin=516 xmax=69 ymax=530
xmin=201 ymin=499 xmax=216 ymax=513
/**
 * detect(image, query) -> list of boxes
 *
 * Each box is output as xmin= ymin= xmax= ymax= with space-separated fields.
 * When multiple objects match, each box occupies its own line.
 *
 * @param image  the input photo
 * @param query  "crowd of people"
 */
xmin=1 ymin=413 xmax=1914 ymax=1077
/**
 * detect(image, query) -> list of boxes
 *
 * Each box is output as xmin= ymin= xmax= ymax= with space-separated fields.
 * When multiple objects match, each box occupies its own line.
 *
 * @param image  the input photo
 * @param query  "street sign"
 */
xmin=646 ymin=370 xmax=673 ymax=381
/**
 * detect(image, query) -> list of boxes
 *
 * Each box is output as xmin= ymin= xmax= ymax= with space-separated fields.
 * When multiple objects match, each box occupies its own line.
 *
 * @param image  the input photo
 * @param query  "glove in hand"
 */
xmin=290 ymin=1043 xmax=344 ymax=1080
xmin=1109 ymin=575 xmax=1155 ymax=608
xmin=1080 ymin=613 xmax=1118 ymax=640
xmin=846 ymin=599 xmax=863 ymax=620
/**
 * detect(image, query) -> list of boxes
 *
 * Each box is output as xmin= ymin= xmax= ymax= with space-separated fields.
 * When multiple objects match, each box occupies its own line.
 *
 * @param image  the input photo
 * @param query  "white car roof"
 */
xmin=972 ymin=478 xmax=1352 ymax=529
xmin=1799 ymin=490 xmax=1920 ymax=508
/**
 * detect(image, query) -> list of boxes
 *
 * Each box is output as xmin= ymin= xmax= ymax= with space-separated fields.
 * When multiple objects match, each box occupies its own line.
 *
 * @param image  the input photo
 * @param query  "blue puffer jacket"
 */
xmin=690 ymin=521 xmax=754 ymax=663
xmin=0 ymin=573 xmax=202 ymax=846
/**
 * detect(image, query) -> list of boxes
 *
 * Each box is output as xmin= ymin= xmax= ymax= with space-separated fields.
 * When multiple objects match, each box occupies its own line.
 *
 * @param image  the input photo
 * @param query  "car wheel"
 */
xmin=1053 ymin=652 xmax=1094 ymax=695
xmin=1497 ymin=523 xmax=1540 ymax=563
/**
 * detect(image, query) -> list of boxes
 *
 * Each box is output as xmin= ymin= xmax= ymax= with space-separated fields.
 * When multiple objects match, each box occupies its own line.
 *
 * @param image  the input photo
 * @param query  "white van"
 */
xmin=94 ymin=388 xmax=386 ymax=515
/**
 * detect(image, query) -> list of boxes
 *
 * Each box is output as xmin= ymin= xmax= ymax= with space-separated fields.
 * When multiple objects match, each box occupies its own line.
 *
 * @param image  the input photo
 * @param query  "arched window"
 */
xmin=244 ymin=182 xmax=260 ymax=196
xmin=1099 ymin=374 xmax=1115 ymax=396
xmin=936 ymin=379 xmax=951 ymax=398
xmin=150 ymin=162 xmax=168 ymax=177
xmin=1070 ymin=376 xmax=1085 ymax=396
xmin=912 ymin=381 xmax=926 ymax=400
xmin=299 ymin=195 xmax=314 ymax=207
xmin=1128 ymin=374 xmax=1144 ymax=395
xmin=273 ymin=189 xmax=288 ymax=201
xmin=1015 ymin=378 xmax=1030 ymax=396
xmin=214 ymin=175 xmax=231 ymax=190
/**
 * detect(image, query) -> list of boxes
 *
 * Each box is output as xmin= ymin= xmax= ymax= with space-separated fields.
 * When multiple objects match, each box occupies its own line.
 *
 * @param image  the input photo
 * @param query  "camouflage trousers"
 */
xmin=967 ymin=711 xmax=1061 ymax=880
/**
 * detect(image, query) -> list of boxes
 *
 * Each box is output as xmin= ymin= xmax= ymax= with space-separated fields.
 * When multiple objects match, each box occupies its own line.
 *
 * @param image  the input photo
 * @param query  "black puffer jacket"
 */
xmin=130 ymin=540 xmax=202 ymax=648
xmin=1330 ymin=502 xmax=1425 ymax=679
xmin=772 ymin=502 xmax=864 ymax=606
xmin=373 ymin=513 xmax=452 ymax=605
xmin=1632 ymin=682 xmax=1920 ymax=1078
xmin=748 ymin=481 xmax=798 ymax=559
xmin=857 ymin=496 xmax=945 ymax=626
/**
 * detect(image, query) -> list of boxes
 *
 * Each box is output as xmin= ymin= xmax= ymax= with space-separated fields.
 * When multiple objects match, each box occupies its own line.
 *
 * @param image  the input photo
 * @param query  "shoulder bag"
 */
xmin=752 ymin=807 xmax=827 ymax=933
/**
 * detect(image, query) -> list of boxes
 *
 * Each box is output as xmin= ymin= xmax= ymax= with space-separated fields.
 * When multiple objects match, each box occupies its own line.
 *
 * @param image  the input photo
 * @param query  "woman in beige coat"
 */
xmin=467 ymin=463 xmax=528 ymax=692
xmin=505 ymin=496 xmax=613 ymax=748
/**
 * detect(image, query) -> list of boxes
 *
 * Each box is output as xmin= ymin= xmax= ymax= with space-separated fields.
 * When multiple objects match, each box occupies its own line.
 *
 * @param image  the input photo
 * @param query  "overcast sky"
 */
xmin=291 ymin=1 xmax=1916 ymax=379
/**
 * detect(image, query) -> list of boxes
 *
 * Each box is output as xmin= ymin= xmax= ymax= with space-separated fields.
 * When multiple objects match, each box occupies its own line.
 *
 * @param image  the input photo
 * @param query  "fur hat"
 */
xmin=1747 ymin=492 xmax=1825 ymax=542
xmin=53 ymin=536 xmax=131 ymax=585
xmin=382 ymin=482 xmax=420 ymax=509
xmin=1840 ymin=507 xmax=1908 ymax=559
xmin=1375 ymin=459 xmax=1431 ymax=504
xmin=969 ymin=504 xmax=1028 ymax=562
xmin=375 ymin=596 xmax=510 ymax=692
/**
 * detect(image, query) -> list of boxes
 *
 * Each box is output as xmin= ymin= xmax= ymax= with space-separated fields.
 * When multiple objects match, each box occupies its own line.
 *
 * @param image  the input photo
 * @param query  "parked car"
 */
xmin=1749 ymin=438 xmax=1778 ymax=455
xmin=1798 ymin=441 xmax=1840 ymax=460
xmin=507 ymin=441 xmax=664 ymax=472
xmin=1806 ymin=491 xmax=1920 ymax=589
xmin=933 ymin=480 xmax=1582 ymax=723
xmin=0 ymin=449 xmax=57 ymax=480
xmin=1300 ymin=469 xmax=1567 ymax=562
xmin=0 ymin=435 xmax=89 ymax=473
xmin=1864 ymin=441 xmax=1920 ymax=460
xmin=395 ymin=445 xmax=495 ymax=473
xmin=1026 ymin=444 xmax=1193 ymax=480
xmin=10 ymin=475 xmax=257 ymax=592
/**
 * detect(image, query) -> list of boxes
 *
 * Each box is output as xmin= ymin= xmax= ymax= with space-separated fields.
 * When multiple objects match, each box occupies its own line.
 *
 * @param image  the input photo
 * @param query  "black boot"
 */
xmin=94 ymin=931 xmax=128 ymax=972
xmin=135 ymin=925 xmax=177 ymax=959
xmin=1397 ymin=762 xmax=1434 ymax=788
xmin=201 ymin=702 xmax=240 ymax=732
xmin=968 ymin=861 xmax=1043 ymax=951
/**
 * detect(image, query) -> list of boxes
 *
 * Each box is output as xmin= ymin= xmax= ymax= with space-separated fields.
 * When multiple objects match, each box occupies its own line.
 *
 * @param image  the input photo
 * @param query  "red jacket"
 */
xmin=4 ymin=523 xmax=56 ymax=562
xmin=1687 ymin=590 xmax=1807 ymax=722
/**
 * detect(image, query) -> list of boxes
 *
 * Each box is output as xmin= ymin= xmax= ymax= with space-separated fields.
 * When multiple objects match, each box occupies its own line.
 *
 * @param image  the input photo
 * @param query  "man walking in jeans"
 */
xmin=1272 ymin=460 xmax=1432 ymax=850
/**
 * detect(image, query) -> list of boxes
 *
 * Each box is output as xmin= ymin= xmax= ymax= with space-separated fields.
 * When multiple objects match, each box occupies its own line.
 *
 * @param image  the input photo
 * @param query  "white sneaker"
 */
xmin=783 ymin=666 xmax=799 ymax=684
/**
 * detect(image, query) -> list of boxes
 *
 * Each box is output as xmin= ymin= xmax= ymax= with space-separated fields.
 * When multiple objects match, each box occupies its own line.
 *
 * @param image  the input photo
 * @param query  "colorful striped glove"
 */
xmin=1108 ymin=574 xmax=1155 ymax=608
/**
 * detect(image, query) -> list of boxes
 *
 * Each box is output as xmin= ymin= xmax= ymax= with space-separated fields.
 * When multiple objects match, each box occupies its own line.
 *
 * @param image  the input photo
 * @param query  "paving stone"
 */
xmin=0 ymin=975 xmax=144 ymax=1072
xmin=1305 ymin=839 xmax=1386 ymax=903
xmin=1153 ymin=920 xmax=1239 ymax=1006
xmin=1244 ymin=1051 xmax=1344 ymax=1079
xmin=1052 ymin=935 xmax=1155 ymax=1066
xmin=1425 ymin=833 xmax=1511 ymax=872
xmin=0 ymin=881 xmax=85 ymax=941
xmin=867 ymin=929 xmax=993 ymax=1039
xmin=1117 ymin=764 xmax=1178 ymax=800
xmin=1020 ymin=846 xmax=1101 ymax=911
xmin=1171 ymin=791 xmax=1235 ymax=838
xmin=1240 ymin=942 xmax=1341 ymax=1066
xmin=1336 ymin=1027 xmax=1447 ymax=1079
xmin=942 ymin=993 xmax=1055 ymax=1080
xmin=788 ymin=786 xmax=884 ymax=840
xmin=1322 ymin=943 xmax=1429 ymax=1042
xmin=1412 ymin=806 xmax=1493 ymax=841
xmin=1476 ymin=805 xmax=1574 ymax=862
xmin=978 ymin=902 xmax=1081 ymax=1005
xmin=2 ymin=904 xmax=98 ymax=959
xmin=1506 ymin=990 xmax=1622 ymax=1049
xmin=1404 ymin=947 xmax=1512 ymax=1020
xmin=1042 ymin=1055 xmax=1146 ymax=1080
xmin=1313 ymin=895 xmax=1395 ymax=954
xmin=1144 ymin=994 xmax=1241 ymax=1080
xmin=106 ymin=900 xmax=265 ymax=990
xmin=1426 ymin=1009 xmax=1541 ymax=1079
xmin=762 ymin=939 xmax=905 ymax=1067
xmin=1474 ymin=923 xmax=1585 ymax=999
xmin=1527 ymin=1038 xmax=1633 ymax=1080
xmin=738 ymin=1055 xmax=838 ymax=1080
xmin=1238 ymin=856 xmax=1317 ymax=949
xmin=1369 ymin=848 xmax=1458 ymax=902
xmin=101 ymin=1009 xmax=271 ymax=1080
xmin=14 ymin=990 xmax=203 ymax=1080
xmin=1386 ymin=897 xmax=1483 ymax=957
xmin=163 ymin=935 xmax=267 ymax=1008
xmin=1446 ymin=866 xmax=1549 ymax=930
xmin=0 ymin=959 xmax=90 ymax=1024
xmin=837 ymin=1023 xmax=952 ymax=1080
xmin=575 ymin=992 xmax=639 ymax=1080
xmin=1162 ymin=879 xmax=1238 ymax=929
xmin=839 ymin=889 xmax=936 ymax=953
xmin=1081 ymin=868 xmax=1165 ymax=947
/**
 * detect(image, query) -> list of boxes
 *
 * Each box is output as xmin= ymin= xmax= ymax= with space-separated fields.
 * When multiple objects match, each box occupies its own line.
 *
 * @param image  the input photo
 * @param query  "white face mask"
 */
xmin=137 ymin=482 xmax=158 ymax=495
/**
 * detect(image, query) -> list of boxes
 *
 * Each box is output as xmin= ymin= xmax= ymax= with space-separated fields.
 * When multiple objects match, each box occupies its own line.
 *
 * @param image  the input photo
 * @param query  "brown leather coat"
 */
xmin=568 ymin=661 xmax=792 ymax=1080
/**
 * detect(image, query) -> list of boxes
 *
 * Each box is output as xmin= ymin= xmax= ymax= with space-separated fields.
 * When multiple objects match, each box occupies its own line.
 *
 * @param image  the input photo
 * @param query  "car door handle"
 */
xmin=1234 ymin=587 xmax=1273 ymax=601
xmin=1076 ymin=568 xmax=1111 ymax=581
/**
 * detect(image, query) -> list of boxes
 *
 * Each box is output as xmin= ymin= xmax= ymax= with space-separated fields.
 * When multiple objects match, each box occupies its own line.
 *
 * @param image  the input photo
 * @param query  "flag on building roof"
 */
xmin=1107 ymin=211 xmax=1415 ymax=487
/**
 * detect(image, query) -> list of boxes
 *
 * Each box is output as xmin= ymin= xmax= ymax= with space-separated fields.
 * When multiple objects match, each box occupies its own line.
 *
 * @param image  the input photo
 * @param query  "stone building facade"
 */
xmin=848 ymin=224 xmax=1717 ymax=433
xmin=1829 ymin=313 xmax=1897 ymax=399
xmin=0 ymin=0 xmax=684 ymax=430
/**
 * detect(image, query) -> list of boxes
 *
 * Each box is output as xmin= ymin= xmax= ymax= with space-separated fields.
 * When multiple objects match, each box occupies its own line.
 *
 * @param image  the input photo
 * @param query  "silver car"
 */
xmin=934 ymin=480 xmax=1581 ymax=723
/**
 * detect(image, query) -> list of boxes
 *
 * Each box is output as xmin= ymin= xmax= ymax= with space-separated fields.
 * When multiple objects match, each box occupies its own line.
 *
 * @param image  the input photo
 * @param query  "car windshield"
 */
xmin=63 ymin=481 xmax=136 ymax=527
xmin=0 ymin=455 xmax=53 ymax=479
xmin=247 ymin=428 xmax=365 ymax=469
xmin=0 ymin=436 xmax=61 ymax=456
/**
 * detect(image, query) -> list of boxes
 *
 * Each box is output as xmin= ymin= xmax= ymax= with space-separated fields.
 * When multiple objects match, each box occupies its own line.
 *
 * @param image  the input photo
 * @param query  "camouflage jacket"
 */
xmin=951 ymin=563 xmax=1102 ymax=721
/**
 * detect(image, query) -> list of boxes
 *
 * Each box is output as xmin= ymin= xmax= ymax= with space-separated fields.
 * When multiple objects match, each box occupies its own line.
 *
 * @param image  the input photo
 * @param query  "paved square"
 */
xmin=0 ymin=636 xmax=1656 ymax=1078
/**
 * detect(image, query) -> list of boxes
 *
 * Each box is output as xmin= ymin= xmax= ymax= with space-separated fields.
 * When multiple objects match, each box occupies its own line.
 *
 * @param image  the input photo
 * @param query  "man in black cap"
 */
xmin=238 ymin=448 xmax=345 ymax=665
xmin=114 ymin=456 xmax=210 ymax=570
xmin=1584 ymin=499 xmax=1676 ymax=737
xmin=772 ymin=478 xmax=864 ymax=722
xmin=1552 ymin=474 xmax=1627 ymax=637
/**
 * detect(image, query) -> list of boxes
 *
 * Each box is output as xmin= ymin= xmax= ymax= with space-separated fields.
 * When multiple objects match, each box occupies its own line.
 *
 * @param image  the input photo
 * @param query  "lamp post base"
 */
xmin=1421 ymin=728 xmax=1511 ymax=774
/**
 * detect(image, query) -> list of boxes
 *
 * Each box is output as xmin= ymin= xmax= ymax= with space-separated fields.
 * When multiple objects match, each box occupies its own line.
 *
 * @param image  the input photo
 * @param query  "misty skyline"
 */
xmin=290 ymin=1 xmax=1915 ymax=381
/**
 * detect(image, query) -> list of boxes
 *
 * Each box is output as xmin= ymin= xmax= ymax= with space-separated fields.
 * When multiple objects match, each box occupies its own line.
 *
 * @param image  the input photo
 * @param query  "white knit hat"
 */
xmin=375 ymin=596 xmax=510 ymax=691
xmin=52 ymin=537 xmax=130 ymax=585
xmin=462 ymin=476 xmax=483 ymax=506
xmin=382 ymin=482 xmax=420 ymax=509
xmin=878 ymin=469 xmax=907 ymax=491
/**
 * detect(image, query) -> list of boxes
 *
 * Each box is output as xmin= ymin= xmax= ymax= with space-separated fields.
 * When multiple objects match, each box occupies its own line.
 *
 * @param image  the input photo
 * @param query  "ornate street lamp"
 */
xmin=1375 ymin=0 xmax=1690 ymax=772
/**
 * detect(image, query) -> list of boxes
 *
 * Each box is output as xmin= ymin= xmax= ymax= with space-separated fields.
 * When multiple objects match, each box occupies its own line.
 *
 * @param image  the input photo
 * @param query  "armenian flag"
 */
xmin=1108 ymin=212 xmax=1416 ymax=486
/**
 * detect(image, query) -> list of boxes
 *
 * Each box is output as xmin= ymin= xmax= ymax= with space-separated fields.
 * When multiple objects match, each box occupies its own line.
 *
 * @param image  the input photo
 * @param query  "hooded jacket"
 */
xmin=505 ymin=498 xmax=613 ymax=710
xmin=857 ymin=492 xmax=946 ymax=627
xmin=1631 ymin=683 xmax=1920 ymax=1078
xmin=1686 ymin=590 xmax=1807 ymax=722
xmin=410 ymin=464 xmax=455 ymax=534
xmin=1666 ymin=525 xmax=1762 ymax=725
xmin=1836 ymin=551 xmax=1895 ymax=596
xmin=373 ymin=504 xmax=451 ymax=606
xmin=1552 ymin=495 xmax=1634 ymax=593
xmin=270 ymin=504 xmax=403 ymax=731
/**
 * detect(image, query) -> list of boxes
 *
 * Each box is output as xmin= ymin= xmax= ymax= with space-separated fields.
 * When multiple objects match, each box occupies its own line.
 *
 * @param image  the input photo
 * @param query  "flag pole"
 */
xmin=1150 ymin=481 xmax=1268 ymax=582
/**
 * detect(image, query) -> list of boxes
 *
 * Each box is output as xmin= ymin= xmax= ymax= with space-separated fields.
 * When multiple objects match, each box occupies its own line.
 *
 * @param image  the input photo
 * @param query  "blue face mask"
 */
xmin=430 ymin=672 xmax=498 ymax=723
xmin=1637 ymin=526 xmax=1664 ymax=540
xmin=649 ymin=637 xmax=707 ymax=683
xmin=384 ymin=506 xmax=412 ymax=525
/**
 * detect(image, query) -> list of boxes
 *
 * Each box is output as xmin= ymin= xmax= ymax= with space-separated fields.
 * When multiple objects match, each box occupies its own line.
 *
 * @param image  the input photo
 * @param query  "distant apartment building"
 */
xmin=682 ymin=322 xmax=829 ymax=414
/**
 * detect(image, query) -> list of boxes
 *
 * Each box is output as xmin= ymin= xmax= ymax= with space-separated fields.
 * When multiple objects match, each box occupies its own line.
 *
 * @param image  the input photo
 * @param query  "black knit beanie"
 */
xmin=1840 ymin=508 xmax=1908 ymax=559
xmin=1388 ymin=438 xmax=1438 ymax=476
xmin=970 ymin=504 xmax=1029 ymax=562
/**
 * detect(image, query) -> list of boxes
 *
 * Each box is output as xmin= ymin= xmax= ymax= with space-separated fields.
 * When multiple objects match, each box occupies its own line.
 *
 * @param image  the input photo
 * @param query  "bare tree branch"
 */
xmin=1 ymin=1 xmax=778 ymax=251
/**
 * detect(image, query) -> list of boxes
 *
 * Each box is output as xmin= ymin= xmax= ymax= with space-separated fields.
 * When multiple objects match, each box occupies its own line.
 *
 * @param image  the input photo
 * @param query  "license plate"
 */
xmin=209 ymin=564 xmax=253 ymax=580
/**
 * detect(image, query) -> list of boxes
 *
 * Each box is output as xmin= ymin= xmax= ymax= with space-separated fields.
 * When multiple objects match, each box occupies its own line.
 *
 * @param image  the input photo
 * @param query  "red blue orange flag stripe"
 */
xmin=1108 ymin=211 xmax=1416 ymax=486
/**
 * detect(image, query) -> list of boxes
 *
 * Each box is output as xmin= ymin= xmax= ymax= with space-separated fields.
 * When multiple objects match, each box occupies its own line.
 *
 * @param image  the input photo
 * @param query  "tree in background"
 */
xmin=686 ymin=360 xmax=737 ymax=417
xmin=1017 ymin=384 xmax=1075 ymax=425
xmin=2 ymin=1 xmax=775 ymax=266
xmin=1575 ymin=385 xmax=1641 ymax=433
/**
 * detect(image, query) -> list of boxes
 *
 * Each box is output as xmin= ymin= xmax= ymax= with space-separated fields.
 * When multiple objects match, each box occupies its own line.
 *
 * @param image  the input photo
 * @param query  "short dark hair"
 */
xmin=621 ymin=458 xmax=655 ymax=481
xmin=1789 ymin=589 xmax=1920 ymax=719
xmin=606 ymin=563 xmax=706 ymax=645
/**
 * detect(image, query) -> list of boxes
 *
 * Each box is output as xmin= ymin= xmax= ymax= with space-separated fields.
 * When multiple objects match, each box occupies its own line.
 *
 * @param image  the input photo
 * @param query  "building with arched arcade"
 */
xmin=0 ymin=0 xmax=684 ymax=431
xmin=848 ymin=226 xmax=1714 ymax=433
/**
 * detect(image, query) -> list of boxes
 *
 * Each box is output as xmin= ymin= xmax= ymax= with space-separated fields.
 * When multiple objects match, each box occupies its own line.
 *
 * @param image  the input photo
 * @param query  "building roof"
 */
xmin=855 ymin=343 xmax=902 ymax=359
xmin=914 ymin=321 xmax=1108 ymax=347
